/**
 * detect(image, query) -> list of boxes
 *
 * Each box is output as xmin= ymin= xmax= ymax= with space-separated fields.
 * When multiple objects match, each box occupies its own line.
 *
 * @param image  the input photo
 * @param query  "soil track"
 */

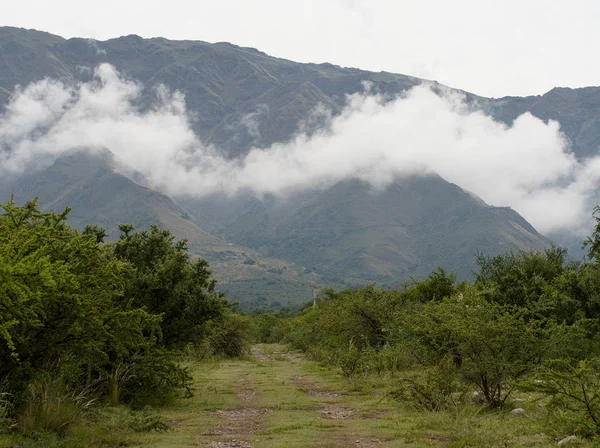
xmin=197 ymin=345 xmax=392 ymax=447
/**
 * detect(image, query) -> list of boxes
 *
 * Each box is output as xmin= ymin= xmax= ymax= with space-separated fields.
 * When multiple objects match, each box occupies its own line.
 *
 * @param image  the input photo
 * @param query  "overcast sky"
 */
xmin=4 ymin=0 xmax=600 ymax=97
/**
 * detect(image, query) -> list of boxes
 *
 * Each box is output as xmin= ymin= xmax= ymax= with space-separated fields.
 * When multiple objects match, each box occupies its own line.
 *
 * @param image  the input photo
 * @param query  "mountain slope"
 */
xmin=0 ymin=150 xmax=316 ymax=310
xmin=486 ymin=87 xmax=600 ymax=159
xmin=0 ymin=27 xmax=421 ymax=155
xmin=1 ymin=26 xmax=599 ymax=161
xmin=184 ymin=176 xmax=548 ymax=285
xmin=0 ymin=27 xmax=579 ymax=303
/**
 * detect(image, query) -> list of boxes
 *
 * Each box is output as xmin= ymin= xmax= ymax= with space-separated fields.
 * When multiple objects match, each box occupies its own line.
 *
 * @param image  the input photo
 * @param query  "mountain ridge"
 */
xmin=1 ymin=26 xmax=593 ymax=307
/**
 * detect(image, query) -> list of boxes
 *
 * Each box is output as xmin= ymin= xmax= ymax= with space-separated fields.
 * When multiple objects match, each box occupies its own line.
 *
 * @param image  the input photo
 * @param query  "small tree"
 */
xmin=114 ymin=225 xmax=230 ymax=347
xmin=407 ymin=286 xmax=562 ymax=407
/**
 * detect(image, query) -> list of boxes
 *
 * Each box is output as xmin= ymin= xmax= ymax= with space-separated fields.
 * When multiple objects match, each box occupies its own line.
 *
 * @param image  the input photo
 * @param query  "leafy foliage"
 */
xmin=278 ymin=204 xmax=600 ymax=435
xmin=408 ymin=286 xmax=562 ymax=407
xmin=406 ymin=267 xmax=458 ymax=302
xmin=114 ymin=224 xmax=230 ymax=347
xmin=475 ymin=245 xmax=568 ymax=308
xmin=0 ymin=198 xmax=245 ymax=439
xmin=527 ymin=358 xmax=600 ymax=437
xmin=392 ymin=362 xmax=464 ymax=411
xmin=0 ymin=199 xmax=161 ymax=404
xmin=206 ymin=313 xmax=254 ymax=358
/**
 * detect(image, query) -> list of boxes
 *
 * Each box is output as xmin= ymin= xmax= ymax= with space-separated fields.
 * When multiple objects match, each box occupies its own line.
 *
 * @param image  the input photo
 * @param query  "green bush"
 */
xmin=369 ymin=344 xmax=413 ymax=376
xmin=0 ymin=199 xmax=223 ymax=436
xmin=407 ymin=286 xmax=563 ymax=407
xmin=475 ymin=245 xmax=568 ymax=308
xmin=527 ymin=358 xmax=600 ymax=437
xmin=339 ymin=340 xmax=370 ymax=378
xmin=284 ymin=286 xmax=411 ymax=362
xmin=114 ymin=224 xmax=230 ymax=348
xmin=207 ymin=313 xmax=254 ymax=358
xmin=124 ymin=352 xmax=193 ymax=408
xmin=124 ymin=406 xmax=172 ymax=433
xmin=253 ymin=313 xmax=287 ymax=343
xmin=393 ymin=362 xmax=465 ymax=412
xmin=0 ymin=199 xmax=162 ymax=409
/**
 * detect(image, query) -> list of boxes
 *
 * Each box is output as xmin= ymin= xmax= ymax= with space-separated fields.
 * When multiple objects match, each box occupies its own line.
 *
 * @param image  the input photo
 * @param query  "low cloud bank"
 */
xmin=1 ymin=64 xmax=598 ymax=234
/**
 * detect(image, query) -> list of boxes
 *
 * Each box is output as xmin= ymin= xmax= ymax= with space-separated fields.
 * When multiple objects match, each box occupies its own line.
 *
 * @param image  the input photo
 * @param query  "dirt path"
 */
xmin=205 ymin=373 xmax=269 ymax=447
xmin=136 ymin=344 xmax=422 ymax=447
xmin=195 ymin=344 xmax=396 ymax=447
xmin=131 ymin=343 xmax=589 ymax=447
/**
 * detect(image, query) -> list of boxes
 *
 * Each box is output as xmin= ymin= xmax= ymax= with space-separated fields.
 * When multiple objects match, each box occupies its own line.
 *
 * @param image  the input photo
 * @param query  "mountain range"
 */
xmin=1 ymin=26 xmax=598 ymax=309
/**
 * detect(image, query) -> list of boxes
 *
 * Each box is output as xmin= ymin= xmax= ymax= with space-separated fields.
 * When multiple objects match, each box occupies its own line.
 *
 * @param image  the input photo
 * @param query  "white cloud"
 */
xmin=1 ymin=64 xmax=599 ymax=235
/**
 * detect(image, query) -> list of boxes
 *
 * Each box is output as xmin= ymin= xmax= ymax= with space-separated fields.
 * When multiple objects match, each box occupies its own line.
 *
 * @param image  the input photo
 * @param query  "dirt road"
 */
xmin=136 ymin=344 xmax=412 ymax=448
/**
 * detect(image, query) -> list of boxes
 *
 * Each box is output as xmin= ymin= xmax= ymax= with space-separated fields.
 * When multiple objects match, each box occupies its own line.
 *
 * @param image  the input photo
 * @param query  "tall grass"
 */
xmin=104 ymin=364 xmax=135 ymax=407
xmin=0 ymin=392 xmax=14 ymax=433
xmin=16 ymin=374 xmax=95 ymax=435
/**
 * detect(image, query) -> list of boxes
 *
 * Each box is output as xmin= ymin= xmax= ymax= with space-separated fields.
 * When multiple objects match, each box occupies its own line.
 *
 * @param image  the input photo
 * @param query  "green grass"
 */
xmin=142 ymin=345 xmax=597 ymax=447
xmin=1 ymin=344 xmax=594 ymax=447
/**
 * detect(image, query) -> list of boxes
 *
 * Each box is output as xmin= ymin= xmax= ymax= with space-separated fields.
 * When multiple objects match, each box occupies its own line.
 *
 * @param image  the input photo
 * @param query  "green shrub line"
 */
xmin=264 ymin=206 xmax=600 ymax=441
xmin=0 ymin=198 xmax=251 ymax=442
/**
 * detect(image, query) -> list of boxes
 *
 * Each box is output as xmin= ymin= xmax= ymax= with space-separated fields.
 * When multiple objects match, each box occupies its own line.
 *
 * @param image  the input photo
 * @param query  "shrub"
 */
xmin=208 ymin=313 xmax=254 ymax=358
xmin=475 ymin=246 xmax=568 ymax=308
xmin=253 ymin=313 xmax=287 ymax=343
xmin=0 ymin=199 xmax=163 ymax=410
xmin=527 ymin=358 xmax=600 ymax=437
xmin=407 ymin=286 xmax=563 ymax=407
xmin=339 ymin=340 xmax=369 ymax=378
xmin=123 ymin=352 xmax=193 ymax=408
xmin=406 ymin=267 xmax=458 ymax=302
xmin=125 ymin=406 xmax=172 ymax=433
xmin=392 ymin=362 xmax=465 ymax=412
xmin=114 ymin=224 xmax=230 ymax=348
xmin=370 ymin=344 xmax=414 ymax=376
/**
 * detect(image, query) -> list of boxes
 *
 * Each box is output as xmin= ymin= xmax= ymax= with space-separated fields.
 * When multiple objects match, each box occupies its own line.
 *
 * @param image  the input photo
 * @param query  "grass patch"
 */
xmin=3 ymin=345 xmax=597 ymax=447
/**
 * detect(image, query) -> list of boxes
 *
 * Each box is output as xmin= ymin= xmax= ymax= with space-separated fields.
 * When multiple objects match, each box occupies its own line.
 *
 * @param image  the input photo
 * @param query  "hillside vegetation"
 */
xmin=252 ymin=206 xmax=600 ymax=445
xmin=0 ymin=198 xmax=254 ymax=446
xmin=0 ymin=150 xmax=318 ymax=311
xmin=2 ymin=198 xmax=600 ymax=446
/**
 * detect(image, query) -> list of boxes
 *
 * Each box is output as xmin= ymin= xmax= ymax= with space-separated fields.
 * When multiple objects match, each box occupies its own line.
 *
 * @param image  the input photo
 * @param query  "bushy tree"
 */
xmin=114 ymin=224 xmax=229 ymax=347
xmin=475 ymin=245 xmax=568 ymax=308
xmin=406 ymin=267 xmax=458 ymax=302
xmin=407 ymin=286 xmax=563 ymax=407
xmin=291 ymin=286 xmax=407 ymax=352
xmin=0 ymin=199 xmax=161 ymax=402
